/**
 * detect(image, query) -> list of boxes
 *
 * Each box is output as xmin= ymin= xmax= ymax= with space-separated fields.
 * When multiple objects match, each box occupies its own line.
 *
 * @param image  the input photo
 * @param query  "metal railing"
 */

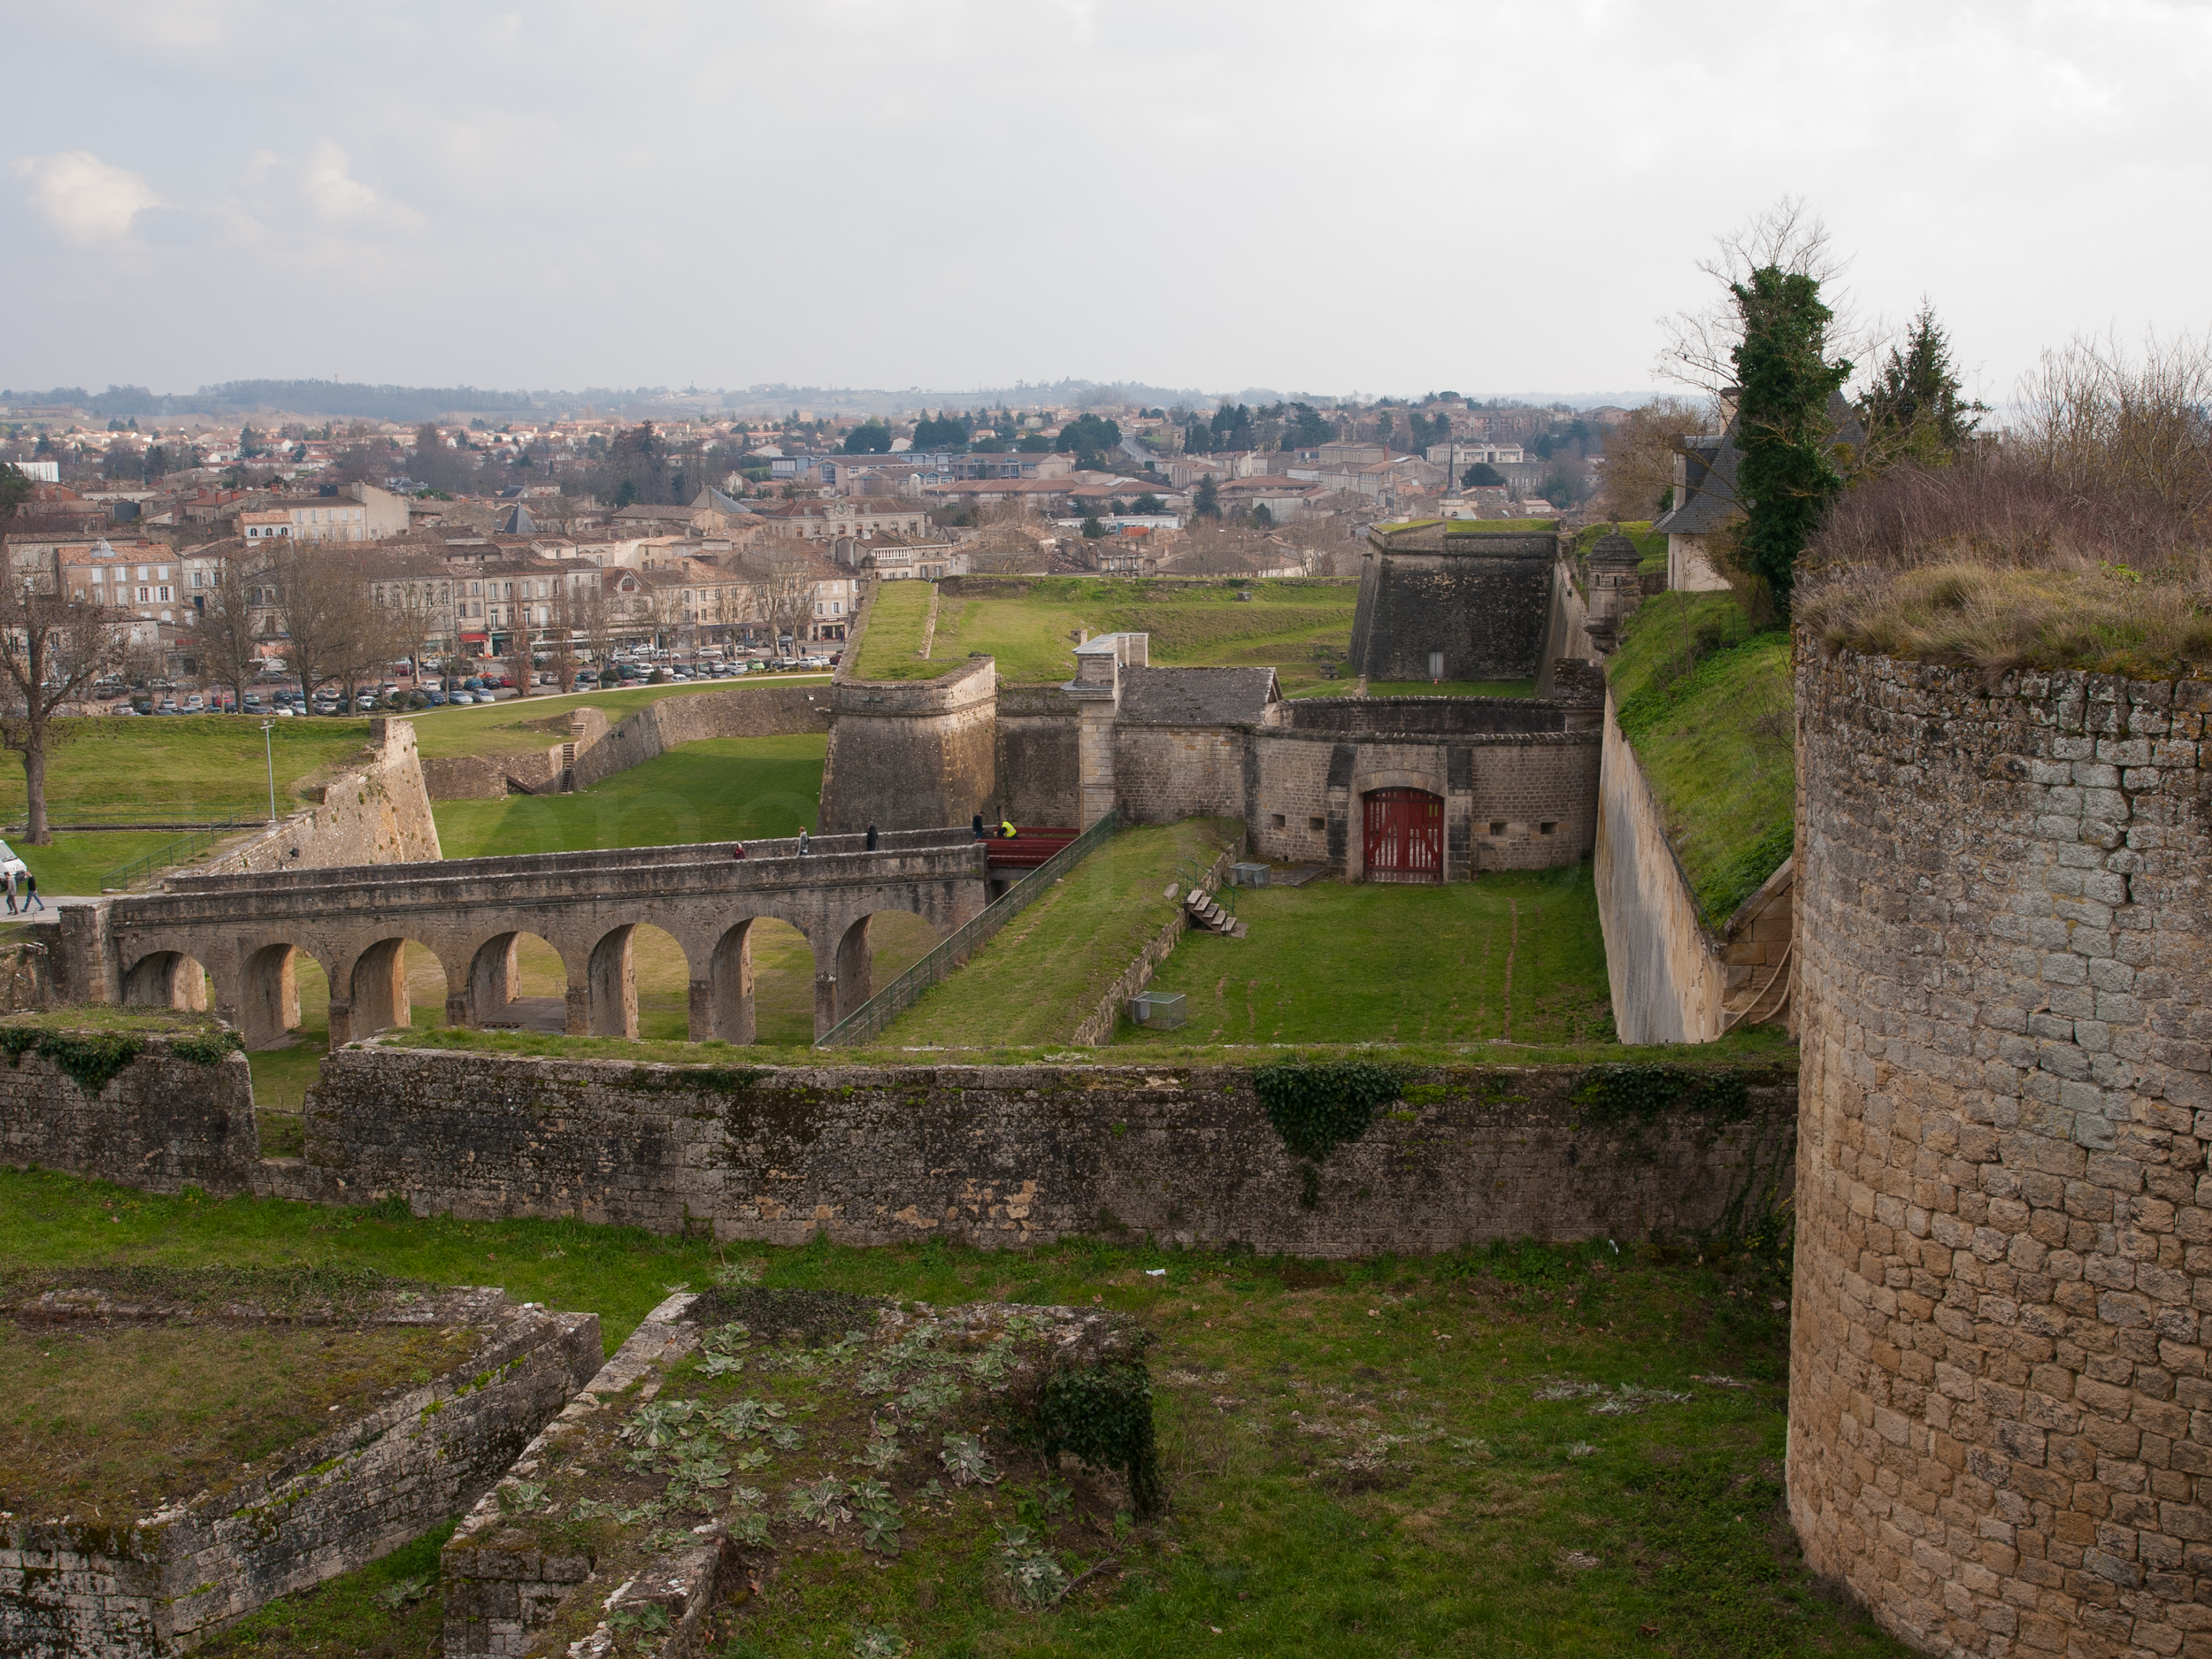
xmin=815 ymin=810 xmax=1119 ymax=1048
xmin=99 ymin=817 xmax=262 ymax=893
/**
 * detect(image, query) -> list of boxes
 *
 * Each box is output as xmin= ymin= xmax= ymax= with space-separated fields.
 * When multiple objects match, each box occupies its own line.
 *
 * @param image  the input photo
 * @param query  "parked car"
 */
xmin=0 ymin=841 xmax=28 ymax=881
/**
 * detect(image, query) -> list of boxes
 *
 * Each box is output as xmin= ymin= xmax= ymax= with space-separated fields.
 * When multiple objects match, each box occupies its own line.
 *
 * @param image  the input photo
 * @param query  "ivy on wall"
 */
xmin=1253 ymin=1060 xmax=1410 ymax=1209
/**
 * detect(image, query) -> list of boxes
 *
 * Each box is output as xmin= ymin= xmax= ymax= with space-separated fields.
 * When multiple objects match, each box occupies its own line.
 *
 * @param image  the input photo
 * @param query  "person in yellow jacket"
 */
xmin=998 ymin=818 xmax=1018 ymax=839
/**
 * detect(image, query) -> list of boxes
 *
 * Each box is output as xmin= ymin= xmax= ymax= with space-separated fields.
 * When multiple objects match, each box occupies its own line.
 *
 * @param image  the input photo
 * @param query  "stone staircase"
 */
xmin=1185 ymin=886 xmax=1246 ymax=938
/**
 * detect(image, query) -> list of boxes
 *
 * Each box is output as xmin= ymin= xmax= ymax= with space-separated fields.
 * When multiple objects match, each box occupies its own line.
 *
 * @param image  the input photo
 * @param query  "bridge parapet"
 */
xmin=86 ymin=838 xmax=993 ymax=1053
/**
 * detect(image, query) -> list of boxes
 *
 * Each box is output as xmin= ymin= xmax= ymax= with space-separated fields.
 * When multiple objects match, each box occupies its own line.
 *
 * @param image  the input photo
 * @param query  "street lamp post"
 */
xmin=260 ymin=719 xmax=276 ymax=824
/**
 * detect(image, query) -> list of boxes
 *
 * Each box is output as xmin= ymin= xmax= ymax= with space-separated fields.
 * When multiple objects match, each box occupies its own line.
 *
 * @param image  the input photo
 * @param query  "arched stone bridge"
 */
xmin=60 ymin=829 xmax=987 ymax=1049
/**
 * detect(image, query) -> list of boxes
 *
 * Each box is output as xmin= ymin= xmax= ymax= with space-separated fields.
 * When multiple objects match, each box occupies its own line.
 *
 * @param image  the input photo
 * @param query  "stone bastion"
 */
xmin=1788 ymin=646 xmax=2212 ymax=1658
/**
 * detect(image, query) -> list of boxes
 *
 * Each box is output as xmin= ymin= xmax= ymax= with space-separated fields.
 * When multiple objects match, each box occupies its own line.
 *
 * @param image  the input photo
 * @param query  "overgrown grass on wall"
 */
xmin=933 ymin=576 xmax=1358 ymax=690
xmin=846 ymin=579 xmax=945 ymax=680
xmin=1607 ymin=594 xmax=1794 ymax=922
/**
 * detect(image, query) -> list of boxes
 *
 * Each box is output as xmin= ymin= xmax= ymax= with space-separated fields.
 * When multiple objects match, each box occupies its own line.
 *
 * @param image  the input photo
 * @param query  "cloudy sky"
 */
xmin=4 ymin=0 xmax=2208 ymax=404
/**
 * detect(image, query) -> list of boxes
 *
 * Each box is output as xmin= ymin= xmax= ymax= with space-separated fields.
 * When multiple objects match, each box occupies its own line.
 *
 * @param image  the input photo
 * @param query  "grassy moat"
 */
xmin=0 ymin=1171 xmax=1902 ymax=1659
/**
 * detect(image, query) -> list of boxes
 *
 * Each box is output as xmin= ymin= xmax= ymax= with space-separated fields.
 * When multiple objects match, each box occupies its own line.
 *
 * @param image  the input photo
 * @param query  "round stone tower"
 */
xmin=1791 ymin=644 xmax=2212 ymax=1655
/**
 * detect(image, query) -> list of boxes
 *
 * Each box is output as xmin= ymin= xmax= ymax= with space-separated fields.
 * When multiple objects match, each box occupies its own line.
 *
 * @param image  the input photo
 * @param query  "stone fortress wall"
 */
xmin=1788 ymin=648 xmax=2212 ymax=1658
xmin=204 ymin=717 xmax=442 ymax=874
xmin=1348 ymin=524 xmax=1559 ymax=682
xmin=419 ymin=684 xmax=831 ymax=802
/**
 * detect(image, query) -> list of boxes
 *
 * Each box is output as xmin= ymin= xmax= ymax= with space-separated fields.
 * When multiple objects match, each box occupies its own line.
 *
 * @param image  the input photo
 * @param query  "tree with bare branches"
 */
xmin=1597 ymin=396 xmax=1717 ymax=520
xmin=1655 ymin=197 xmax=1862 ymax=395
xmin=0 ymin=582 xmax=130 ymax=841
xmin=194 ymin=549 xmax=269 ymax=715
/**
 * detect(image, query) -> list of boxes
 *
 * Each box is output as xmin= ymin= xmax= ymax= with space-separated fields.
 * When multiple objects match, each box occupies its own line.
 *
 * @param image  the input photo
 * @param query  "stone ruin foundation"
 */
xmin=0 ymin=1282 xmax=599 ymax=1657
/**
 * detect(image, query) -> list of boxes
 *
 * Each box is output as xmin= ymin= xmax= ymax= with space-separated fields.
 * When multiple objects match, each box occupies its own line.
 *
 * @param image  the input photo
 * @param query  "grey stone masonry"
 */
xmin=0 ymin=1287 xmax=600 ymax=1658
xmin=1789 ymin=645 xmax=2212 ymax=1659
xmin=308 ymin=1049 xmax=1795 ymax=1256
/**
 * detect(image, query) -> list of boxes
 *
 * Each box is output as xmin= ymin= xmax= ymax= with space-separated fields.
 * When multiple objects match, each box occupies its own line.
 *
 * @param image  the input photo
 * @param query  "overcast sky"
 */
xmin=4 ymin=0 xmax=2208 ymax=405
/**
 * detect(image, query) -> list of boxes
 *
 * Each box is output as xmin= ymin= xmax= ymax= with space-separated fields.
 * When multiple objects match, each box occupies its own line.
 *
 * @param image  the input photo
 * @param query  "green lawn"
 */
xmin=1362 ymin=679 xmax=1537 ymax=699
xmin=1608 ymin=595 xmax=1794 ymax=922
xmin=845 ymin=579 xmax=942 ymax=680
xmin=1 ymin=1169 xmax=1904 ymax=1659
xmin=879 ymin=818 xmax=1240 ymax=1048
xmin=9 ymin=830 xmax=196 ymax=898
xmin=932 ymin=576 xmax=1358 ymax=692
xmin=430 ymin=733 xmax=826 ymax=859
xmin=407 ymin=676 xmax=831 ymax=760
xmin=0 ymin=715 xmax=373 ymax=823
xmin=1118 ymin=865 xmax=1614 ymax=1048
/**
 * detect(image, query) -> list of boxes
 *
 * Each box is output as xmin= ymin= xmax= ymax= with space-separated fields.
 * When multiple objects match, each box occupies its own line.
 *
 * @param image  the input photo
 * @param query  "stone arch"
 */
xmin=343 ymin=936 xmax=449 ymax=1042
xmin=819 ymin=905 xmax=946 ymax=1035
xmin=465 ymin=930 xmax=570 ymax=1034
xmin=582 ymin=922 xmax=695 ymax=1041
xmin=121 ymin=949 xmax=210 ymax=1013
xmin=240 ymin=941 xmax=319 ymax=1050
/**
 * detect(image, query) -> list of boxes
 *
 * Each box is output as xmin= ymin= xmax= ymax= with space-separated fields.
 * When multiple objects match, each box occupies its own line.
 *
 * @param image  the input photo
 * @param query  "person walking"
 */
xmin=731 ymin=841 xmax=747 ymax=860
xmin=22 ymin=872 xmax=41 ymax=912
xmin=4 ymin=869 xmax=15 ymax=915
xmin=972 ymin=813 xmax=987 ymax=841
xmin=797 ymin=828 xmax=810 ymax=856
xmin=864 ymin=823 xmax=878 ymax=851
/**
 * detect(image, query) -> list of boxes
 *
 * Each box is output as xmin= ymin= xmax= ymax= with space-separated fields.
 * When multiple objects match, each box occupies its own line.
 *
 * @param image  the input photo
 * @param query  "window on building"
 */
xmin=1271 ymin=813 xmax=1286 ymax=829
xmin=1310 ymin=817 xmax=1325 ymax=832
xmin=157 ymin=587 xmax=171 ymax=602
xmin=1539 ymin=822 xmax=1556 ymax=836
xmin=1489 ymin=821 xmax=1506 ymax=836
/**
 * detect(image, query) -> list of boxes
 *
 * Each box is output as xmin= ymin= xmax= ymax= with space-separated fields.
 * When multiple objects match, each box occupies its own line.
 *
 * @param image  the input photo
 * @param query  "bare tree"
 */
xmin=749 ymin=548 xmax=817 ymax=655
xmin=1596 ymin=396 xmax=1717 ymax=520
xmin=546 ymin=572 xmax=580 ymax=691
xmin=267 ymin=540 xmax=364 ymax=706
xmin=1655 ymin=197 xmax=1863 ymax=396
xmin=2014 ymin=332 xmax=2212 ymax=530
xmin=0 ymin=583 xmax=129 ymax=841
xmin=580 ymin=572 xmax=618 ymax=674
xmin=195 ymin=549 xmax=268 ymax=714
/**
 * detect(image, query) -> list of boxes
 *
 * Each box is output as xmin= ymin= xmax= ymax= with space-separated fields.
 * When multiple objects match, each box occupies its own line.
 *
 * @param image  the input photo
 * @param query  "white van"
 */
xmin=0 ymin=841 xmax=28 ymax=882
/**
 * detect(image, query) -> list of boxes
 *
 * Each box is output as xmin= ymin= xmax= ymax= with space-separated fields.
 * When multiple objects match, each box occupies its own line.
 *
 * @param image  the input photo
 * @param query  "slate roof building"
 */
xmin=1652 ymin=389 xmax=1866 ymax=592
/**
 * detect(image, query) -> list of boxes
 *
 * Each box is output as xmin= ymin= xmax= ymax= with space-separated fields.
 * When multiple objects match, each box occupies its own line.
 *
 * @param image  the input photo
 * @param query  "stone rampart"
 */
xmin=303 ymin=1048 xmax=1795 ymax=1256
xmin=569 ymin=683 xmax=830 ymax=793
xmin=202 ymin=718 xmax=441 ymax=876
xmin=0 ymin=1288 xmax=599 ymax=1657
xmin=0 ymin=1035 xmax=257 ymax=1195
xmin=995 ymin=682 xmax=1081 ymax=826
xmin=1350 ymin=527 xmax=1560 ymax=682
xmin=1788 ymin=647 xmax=2212 ymax=1658
xmin=819 ymin=655 xmax=997 ymax=833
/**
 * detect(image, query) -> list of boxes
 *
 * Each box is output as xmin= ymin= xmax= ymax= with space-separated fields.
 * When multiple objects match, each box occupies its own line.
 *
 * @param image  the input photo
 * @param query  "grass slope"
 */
xmin=879 ymin=818 xmax=1240 ymax=1048
xmin=406 ymin=677 xmax=830 ymax=760
xmin=0 ymin=1169 xmax=1906 ymax=1659
xmin=1607 ymin=595 xmax=1795 ymax=921
xmin=932 ymin=577 xmax=1357 ymax=691
xmin=1119 ymin=865 xmax=1614 ymax=1048
xmin=846 ymin=579 xmax=942 ymax=680
xmin=431 ymin=733 xmax=826 ymax=859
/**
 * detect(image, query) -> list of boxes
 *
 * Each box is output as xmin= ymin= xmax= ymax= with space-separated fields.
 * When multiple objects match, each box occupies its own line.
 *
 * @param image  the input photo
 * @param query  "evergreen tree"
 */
xmin=1863 ymin=303 xmax=1982 ymax=465
xmin=1193 ymin=475 xmax=1220 ymax=519
xmin=1730 ymin=265 xmax=1852 ymax=613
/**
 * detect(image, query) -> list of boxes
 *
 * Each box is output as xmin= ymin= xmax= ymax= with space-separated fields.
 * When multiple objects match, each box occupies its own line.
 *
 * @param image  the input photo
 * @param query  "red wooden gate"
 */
xmin=1363 ymin=787 xmax=1443 ymax=882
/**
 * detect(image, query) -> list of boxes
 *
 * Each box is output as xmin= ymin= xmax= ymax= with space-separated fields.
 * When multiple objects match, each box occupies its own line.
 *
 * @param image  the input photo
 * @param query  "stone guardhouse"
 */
xmin=821 ymin=523 xmax=1610 ymax=881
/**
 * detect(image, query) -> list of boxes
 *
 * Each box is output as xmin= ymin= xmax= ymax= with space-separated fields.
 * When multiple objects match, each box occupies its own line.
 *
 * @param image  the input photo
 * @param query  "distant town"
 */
xmin=0 ymin=391 xmax=1625 ymax=704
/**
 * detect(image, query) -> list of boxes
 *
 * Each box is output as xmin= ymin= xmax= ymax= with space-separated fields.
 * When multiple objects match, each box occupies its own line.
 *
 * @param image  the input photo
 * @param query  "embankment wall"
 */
xmin=0 ymin=1036 xmax=257 ymax=1194
xmin=300 ymin=1048 xmax=1795 ymax=1256
xmin=1788 ymin=648 xmax=2212 ymax=1659
xmin=204 ymin=718 xmax=442 ymax=874
xmin=819 ymin=657 xmax=998 ymax=833
xmin=419 ymin=687 xmax=830 ymax=802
